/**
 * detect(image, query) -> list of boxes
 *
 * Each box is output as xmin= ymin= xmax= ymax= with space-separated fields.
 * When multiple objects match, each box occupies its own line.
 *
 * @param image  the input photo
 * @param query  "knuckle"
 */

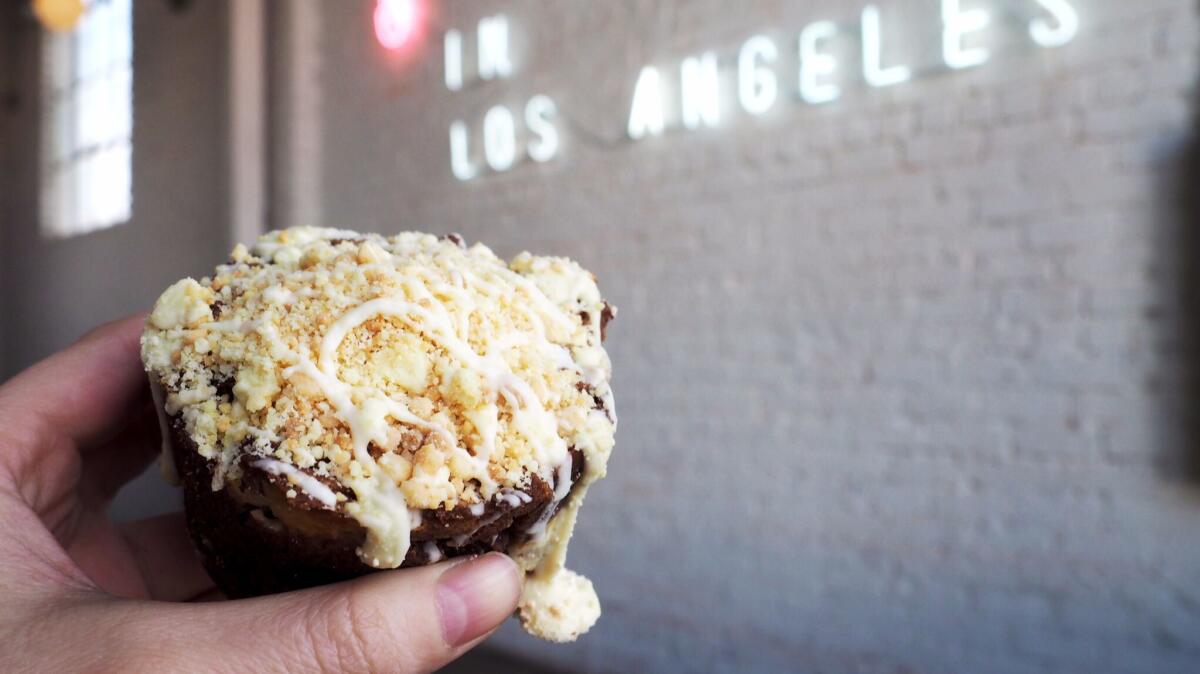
xmin=88 ymin=604 xmax=174 ymax=672
xmin=303 ymin=589 xmax=388 ymax=674
xmin=77 ymin=319 xmax=121 ymax=345
xmin=75 ymin=314 xmax=143 ymax=350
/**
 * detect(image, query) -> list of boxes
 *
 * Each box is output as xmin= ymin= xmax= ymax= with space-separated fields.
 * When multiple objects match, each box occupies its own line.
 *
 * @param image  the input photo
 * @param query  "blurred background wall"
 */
xmin=0 ymin=0 xmax=233 ymax=375
xmin=4 ymin=1 xmax=1200 ymax=672
xmin=0 ymin=0 xmax=247 ymax=518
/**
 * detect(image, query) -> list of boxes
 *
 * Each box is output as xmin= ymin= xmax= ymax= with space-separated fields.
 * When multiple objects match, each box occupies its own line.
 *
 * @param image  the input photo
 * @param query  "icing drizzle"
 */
xmin=244 ymin=265 xmax=578 ymax=567
xmin=252 ymin=457 xmax=338 ymax=508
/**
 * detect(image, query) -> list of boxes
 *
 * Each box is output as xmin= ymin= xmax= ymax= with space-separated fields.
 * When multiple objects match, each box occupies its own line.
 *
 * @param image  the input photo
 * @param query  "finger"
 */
xmin=0 ymin=314 xmax=148 ymax=457
xmin=127 ymin=553 xmax=522 ymax=673
xmin=79 ymin=401 xmax=161 ymax=504
xmin=188 ymin=588 xmax=227 ymax=603
xmin=118 ymin=513 xmax=214 ymax=602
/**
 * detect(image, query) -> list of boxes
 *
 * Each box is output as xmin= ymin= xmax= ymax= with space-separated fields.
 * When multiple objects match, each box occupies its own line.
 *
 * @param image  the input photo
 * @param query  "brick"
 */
xmin=903 ymin=130 xmax=985 ymax=167
xmin=1081 ymin=97 xmax=1191 ymax=141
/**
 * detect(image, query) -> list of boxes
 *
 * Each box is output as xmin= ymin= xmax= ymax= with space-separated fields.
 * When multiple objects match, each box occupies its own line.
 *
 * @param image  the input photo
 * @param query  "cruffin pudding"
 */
xmin=140 ymin=226 xmax=616 ymax=642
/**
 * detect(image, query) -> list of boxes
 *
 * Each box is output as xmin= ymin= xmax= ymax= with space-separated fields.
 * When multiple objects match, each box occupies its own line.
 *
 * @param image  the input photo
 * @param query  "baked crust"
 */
xmin=171 ymin=414 xmax=586 ymax=597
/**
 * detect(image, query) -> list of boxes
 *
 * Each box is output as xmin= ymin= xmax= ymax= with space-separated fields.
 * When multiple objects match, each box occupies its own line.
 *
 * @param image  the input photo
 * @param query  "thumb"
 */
xmin=132 ymin=553 xmax=522 ymax=673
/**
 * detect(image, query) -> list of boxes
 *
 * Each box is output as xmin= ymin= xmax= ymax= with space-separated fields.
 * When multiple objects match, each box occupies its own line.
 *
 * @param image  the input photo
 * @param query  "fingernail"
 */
xmin=437 ymin=553 xmax=522 ymax=646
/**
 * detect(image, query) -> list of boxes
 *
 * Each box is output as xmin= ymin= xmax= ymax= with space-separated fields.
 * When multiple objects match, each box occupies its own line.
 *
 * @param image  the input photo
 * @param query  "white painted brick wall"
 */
xmin=300 ymin=1 xmax=1200 ymax=671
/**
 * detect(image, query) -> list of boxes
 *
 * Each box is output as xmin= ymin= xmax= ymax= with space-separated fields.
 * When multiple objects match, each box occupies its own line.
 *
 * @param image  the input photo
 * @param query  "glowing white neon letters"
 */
xmin=525 ymin=94 xmax=559 ymax=163
xmin=477 ymin=14 xmax=513 ymax=80
xmin=444 ymin=14 xmax=562 ymax=180
xmin=799 ymin=21 xmax=840 ymax=105
xmin=1029 ymin=0 xmax=1079 ymax=48
xmin=680 ymin=52 xmax=721 ymax=130
xmin=862 ymin=5 xmax=911 ymax=88
xmin=483 ymin=105 xmax=516 ymax=171
xmin=434 ymin=3 xmax=1083 ymax=173
xmin=626 ymin=0 xmax=1079 ymax=140
xmin=443 ymin=29 xmax=463 ymax=91
xmin=449 ymin=121 xmax=474 ymax=181
xmin=738 ymin=36 xmax=779 ymax=116
xmin=941 ymin=0 xmax=991 ymax=70
xmin=628 ymin=66 xmax=665 ymax=139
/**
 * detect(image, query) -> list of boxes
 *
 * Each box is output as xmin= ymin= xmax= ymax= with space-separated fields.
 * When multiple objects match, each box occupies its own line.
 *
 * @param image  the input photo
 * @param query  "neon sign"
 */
xmin=442 ymin=14 xmax=560 ymax=181
xmin=437 ymin=0 xmax=1080 ymax=180
xmin=628 ymin=0 xmax=1079 ymax=139
xmin=373 ymin=0 xmax=421 ymax=52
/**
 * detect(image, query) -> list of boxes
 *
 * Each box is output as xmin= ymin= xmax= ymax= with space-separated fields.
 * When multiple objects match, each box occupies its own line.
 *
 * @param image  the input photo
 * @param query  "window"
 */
xmin=40 ymin=0 xmax=132 ymax=238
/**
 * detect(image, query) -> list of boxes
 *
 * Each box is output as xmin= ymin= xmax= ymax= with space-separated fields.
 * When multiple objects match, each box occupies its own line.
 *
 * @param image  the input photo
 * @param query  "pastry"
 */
xmin=140 ymin=227 xmax=616 ymax=641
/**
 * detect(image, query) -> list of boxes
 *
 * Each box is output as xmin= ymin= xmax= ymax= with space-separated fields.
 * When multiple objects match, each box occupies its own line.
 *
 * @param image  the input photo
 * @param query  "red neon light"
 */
xmin=374 ymin=0 xmax=420 ymax=51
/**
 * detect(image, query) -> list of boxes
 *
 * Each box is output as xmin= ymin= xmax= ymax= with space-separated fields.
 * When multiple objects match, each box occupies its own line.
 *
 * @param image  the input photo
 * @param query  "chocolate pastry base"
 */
xmin=169 ymin=416 xmax=584 ymax=598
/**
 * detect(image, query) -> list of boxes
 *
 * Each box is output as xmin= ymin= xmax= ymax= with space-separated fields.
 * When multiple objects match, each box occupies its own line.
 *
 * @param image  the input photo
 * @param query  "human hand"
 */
xmin=0 ymin=315 xmax=522 ymax=673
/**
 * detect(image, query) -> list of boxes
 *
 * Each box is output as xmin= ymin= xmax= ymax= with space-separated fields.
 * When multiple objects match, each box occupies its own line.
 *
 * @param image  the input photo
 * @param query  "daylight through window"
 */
xmin=40 ymin=0 xmax=132 ymax=238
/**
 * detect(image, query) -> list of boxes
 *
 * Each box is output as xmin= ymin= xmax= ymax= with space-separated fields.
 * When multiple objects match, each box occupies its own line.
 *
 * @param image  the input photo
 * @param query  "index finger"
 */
xmin=0 ymin=313 xmax=150 ymax=452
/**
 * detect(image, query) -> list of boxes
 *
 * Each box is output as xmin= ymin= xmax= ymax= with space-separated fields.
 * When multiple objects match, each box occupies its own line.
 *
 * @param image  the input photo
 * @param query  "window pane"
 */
xmin=74 ymin=68 xmax=129 ymax=148
xmin=109 ymin=67 xmax=132 ymax=142
xmin=87 ymin=143 xmax=131 ymax=226
xmin=76 ymin=1 xmax=109 ymax=83
xmin=109 ymin=0 xmax=132 ymax=66
xmin=73 ymin=151 xmax=94 ymax=229
xmin=74 ymin=77 xmax=99 ymax=148
xmin=47 ymin=90 xmax=73 ymax=164
xmin=41 ymin=0 xmax=133 ymax=238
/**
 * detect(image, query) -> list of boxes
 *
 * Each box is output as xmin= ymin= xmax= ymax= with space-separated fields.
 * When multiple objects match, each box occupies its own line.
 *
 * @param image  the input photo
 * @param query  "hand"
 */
xmin=0 ymin=315 xmax=521 ymax=673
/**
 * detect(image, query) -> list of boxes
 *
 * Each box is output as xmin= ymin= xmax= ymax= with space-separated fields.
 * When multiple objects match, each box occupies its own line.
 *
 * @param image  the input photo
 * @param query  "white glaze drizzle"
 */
xmin=321 ymin=291 xmax=571 ymax=477
xmin=251 ymin=271 xmax=571 ymax=567
xmin=251 ymin=227 xmax=361 ymax=259
xmin=462 ymin=267 xmax=575 ymax=337
xmin=498 ymin=487 xmax=532 ymax=508
xmin=424 ymin=541 xmax=443 ymax=563
xmin=252 ymin=457 xmax=338 ymax=508
xmin=451 ymin=511 xmax=506 ymax=547
xmin=526 ymin=453 xmax=576 ymax=541
xmin=196 ymin=317 xmax=413 ymax=567
xmin=278 ymin=334 xmax=415 ymax=567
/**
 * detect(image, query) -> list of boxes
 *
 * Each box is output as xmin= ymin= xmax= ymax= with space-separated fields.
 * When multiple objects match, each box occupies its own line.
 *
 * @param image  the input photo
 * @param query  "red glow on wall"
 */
xmin=374 ymin=0 xmax=422 ymax=51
